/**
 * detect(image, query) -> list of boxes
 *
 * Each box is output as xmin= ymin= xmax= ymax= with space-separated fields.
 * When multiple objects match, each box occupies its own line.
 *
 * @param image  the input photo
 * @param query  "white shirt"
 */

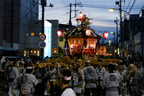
xmin=61 ymin=88 xmax=76 ymax=96
xmin=71 ymin=70 xmax=84 ymax=93
xmin=103 ymin=72 xmax=120 ymax=89
xmin=96 ymin=67 xmax=107 ymax=86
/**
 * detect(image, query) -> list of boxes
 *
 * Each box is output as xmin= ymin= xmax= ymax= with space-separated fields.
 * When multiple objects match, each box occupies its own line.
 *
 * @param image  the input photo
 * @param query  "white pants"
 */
xmin=8 ymin=86 xmax=14 ymax=96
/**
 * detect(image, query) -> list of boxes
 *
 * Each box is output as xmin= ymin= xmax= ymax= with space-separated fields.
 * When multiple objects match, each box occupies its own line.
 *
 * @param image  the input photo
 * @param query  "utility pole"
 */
xmin=69 ymin=3 xmax=72 ymax=28
xmin=114 ymin=18 xmax=119 ymax=58
xmin=74 ymin=0 xmax=79 ymax=17
xmin=41 ymin=0 xmax=46 ymax=58
xmin=119 ymin=0 xmax=123 ymax=58
xmin=114 ymin=32 xmax=116 ymax=58
xmin=68 ymin=2 xmax=82 ymax=28
xmin=114 ymin=18 xmax=119 ymax=48
xmin=41 ymin=2 xmax=45 ymax=35
xmin=11 ymin=0 xmax=14 ymax=49
xmin=74 ymin=0 xmax=77 ymax=17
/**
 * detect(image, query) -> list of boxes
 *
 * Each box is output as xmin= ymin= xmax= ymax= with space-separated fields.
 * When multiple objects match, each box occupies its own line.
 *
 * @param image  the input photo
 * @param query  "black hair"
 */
xmin=73 ymin=53 xmax=80 ymax=59
xmin=98 ymin=60 xmax=102 ymax=63
xmin=119 ymin=62 xmax=124 ymax=65
xmin=108 ymin=63 xmax=115 ymax=72
xmin=25 ymin=64 xmax=33 ymax=74
xmin=51 ymin=63 xmax=55 ymax=65
xmin=13 ymin=61 xmax=17 ymax=66
xmin=60 ymin=69 xmax=71 ymax=84
xmin=91 ymin=63 xmax=94 ymax=66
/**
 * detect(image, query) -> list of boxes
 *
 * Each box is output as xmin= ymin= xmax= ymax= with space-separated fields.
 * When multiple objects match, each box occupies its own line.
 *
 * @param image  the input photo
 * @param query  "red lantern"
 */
xmin=86 ymin=29 xmax=91 ymax=36
xmin=57 ymin=30 xmax=62 ymax=37
xmin=104 ymin=32 xmax=108 ymax=39
xmin=78 ymin=12 xmax=82 ymax=19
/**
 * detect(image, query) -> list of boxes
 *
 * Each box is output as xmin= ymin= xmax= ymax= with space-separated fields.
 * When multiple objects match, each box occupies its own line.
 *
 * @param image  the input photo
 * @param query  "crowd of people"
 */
xmin=0 ymin=55 xmax=144 ymax=96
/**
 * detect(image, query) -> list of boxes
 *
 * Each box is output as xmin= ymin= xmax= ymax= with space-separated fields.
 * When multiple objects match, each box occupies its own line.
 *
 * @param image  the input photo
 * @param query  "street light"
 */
xmin=109 ymin=8 xmax=129 ymax=16
xmin=111 ymin=32 xmax=114 ymax=35
xmin=109 ymin=8 xmax=115 ymax=12
xmin=109 ymin=8 xmax=130 ymax=58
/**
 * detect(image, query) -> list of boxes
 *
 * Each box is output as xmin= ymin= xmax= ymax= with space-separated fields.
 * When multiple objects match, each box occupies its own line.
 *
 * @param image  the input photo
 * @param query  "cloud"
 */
xmin=40 ymin=0 xmax=143 ymax=32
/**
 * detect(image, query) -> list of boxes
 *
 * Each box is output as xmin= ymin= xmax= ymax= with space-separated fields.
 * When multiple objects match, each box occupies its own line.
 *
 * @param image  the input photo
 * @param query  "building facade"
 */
xmin=122 ymin=10 xmax=144 ymax=59
xmin=24 ymin=20 xmax=59 ymax=58
xmin=3 ymin=0 xmax=39 ymax=53
xmin=0 ymin=0 xmax=4 ymax=57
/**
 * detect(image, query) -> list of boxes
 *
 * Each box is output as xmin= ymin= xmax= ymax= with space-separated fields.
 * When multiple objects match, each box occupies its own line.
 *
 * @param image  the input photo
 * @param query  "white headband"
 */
xmin=26 ymin=66 xmax=33 ymax=69
xmin=64 ymin=76 xmax=71 ymax=80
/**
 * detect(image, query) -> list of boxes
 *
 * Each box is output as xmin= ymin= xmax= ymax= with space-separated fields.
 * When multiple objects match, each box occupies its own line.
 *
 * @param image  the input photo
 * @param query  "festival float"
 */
xmin=63 ymin=12 xmax=102 ymax=59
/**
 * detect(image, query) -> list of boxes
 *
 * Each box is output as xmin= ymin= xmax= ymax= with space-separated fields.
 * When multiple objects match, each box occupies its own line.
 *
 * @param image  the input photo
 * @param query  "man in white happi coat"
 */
xmin=103 ymin=63 xmax=121 ymax=96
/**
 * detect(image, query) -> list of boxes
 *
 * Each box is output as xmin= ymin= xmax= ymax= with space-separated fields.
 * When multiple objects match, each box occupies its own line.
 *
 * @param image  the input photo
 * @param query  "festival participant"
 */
xmin=7 ymin=61 xmax=19 ymax=96
xmin=71 ymin=61 xmax=84 ymax=96
xmin=96 ymin=60 xmax=107 ymax=96
xmin=124 ymin=64 xmax=143 ymax=96
xmin=103 ymin=63 xmax=121 ymax=96
xmin=118 ymin=64 xmax=127 ymax=96
xmin=18 ymin=58 xmax=24 ymax=67
xmin=3 ymin=58 xmax=10 ymax=70
xmin=82 ymin=60 xmax=98 ymax=96
xmin=56 ymin=68 xmax=76 ymax=96
xmin=12 ymin=64 xmax=38 ymax=96
xmin=136 ymin=61 xmax=143 ymax=75
xmin=43 ymin=63 xmax=57 ymax=96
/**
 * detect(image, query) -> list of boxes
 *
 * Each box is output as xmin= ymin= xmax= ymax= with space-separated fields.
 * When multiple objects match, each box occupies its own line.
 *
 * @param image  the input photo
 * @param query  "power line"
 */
xmin=4 ymin=0 xmax=39 ymax=32
xmin=59 ymin=0 xmax=68 ymax=8
xmin=125 ymin=0 xmax=132 ymax=12
xmin=43 ymin=6 xmax=67 ymax=11
xmin=82 ymin=4 xmax=140 ymax=9
xmin=128 ymin=0 xmax=136 ymax=13
xmin=3 ymin=0 xmax=39 ymax=38
xmin=124 ymin=0 xmax=137 ymax=17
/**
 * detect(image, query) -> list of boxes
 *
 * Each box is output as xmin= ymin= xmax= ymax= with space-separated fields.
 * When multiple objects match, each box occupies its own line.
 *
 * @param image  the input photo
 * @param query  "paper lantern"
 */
xmin=86 ymin=29 xmax=91 ymax=36
xmin=57 ymin=30 xmax=62 ymax=37
xmin=104 ymin=32 xmax=108 ymax=39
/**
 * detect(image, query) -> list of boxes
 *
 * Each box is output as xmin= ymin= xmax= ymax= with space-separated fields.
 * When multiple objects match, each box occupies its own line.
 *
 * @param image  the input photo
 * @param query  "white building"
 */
xmin=25 ymin=20 xmax=59 ymax=58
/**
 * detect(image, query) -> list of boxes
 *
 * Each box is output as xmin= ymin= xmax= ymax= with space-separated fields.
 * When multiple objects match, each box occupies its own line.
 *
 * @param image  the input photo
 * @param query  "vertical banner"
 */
xmin=44 ymin=21 xmax=52 ymax=58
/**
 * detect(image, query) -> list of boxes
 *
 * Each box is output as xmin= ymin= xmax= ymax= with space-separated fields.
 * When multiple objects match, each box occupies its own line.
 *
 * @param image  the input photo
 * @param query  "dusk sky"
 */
xmin=39 ymin=0 xmax=144 ymax=39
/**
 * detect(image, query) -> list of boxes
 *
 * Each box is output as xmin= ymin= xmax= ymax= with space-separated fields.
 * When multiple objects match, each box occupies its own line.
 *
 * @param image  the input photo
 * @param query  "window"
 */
xmin=34 ymin=50 xmax=36 ymax=54
xmin=37 ymin=50 xmax=40 ymax=56
xmin=27 ymin=33 xmax=29 ymax=36
xmin=24 ymin=50 xmax=26 ymax=56
xmin=31 ymin=32 xmax=35 ymax=36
